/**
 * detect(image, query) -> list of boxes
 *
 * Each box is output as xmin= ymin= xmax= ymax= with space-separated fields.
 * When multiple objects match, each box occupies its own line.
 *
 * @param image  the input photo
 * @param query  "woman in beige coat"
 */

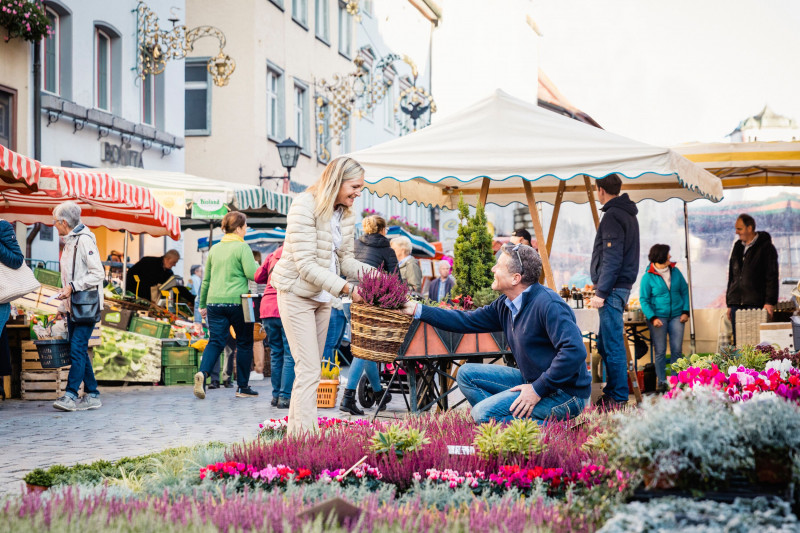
xmin=271 ymin=156 xmax=371 ymax=435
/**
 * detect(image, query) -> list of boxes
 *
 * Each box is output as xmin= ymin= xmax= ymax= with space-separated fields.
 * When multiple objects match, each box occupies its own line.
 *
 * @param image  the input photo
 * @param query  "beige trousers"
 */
xmin=277 ymin=290 xmax=332 ymax=436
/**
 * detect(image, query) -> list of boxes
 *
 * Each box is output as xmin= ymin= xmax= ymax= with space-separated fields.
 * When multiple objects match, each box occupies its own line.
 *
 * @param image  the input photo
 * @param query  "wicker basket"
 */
xmin=349 ymin=303 xmax=413 ymax=363
xmin=317 ymin=380 xmax=339 ymax=408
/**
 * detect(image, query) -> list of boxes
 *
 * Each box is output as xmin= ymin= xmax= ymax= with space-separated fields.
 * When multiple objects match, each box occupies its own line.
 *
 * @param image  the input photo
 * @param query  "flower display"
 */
xmin=199 ymin=461 xmax=312 ymax=487
xmin=666 ymin=363 xmax=800 ymax=404
xmin=259 ymin=415 xmax=372 ymax=438
xmin=0 ymin=0 xmax=51 ymax=42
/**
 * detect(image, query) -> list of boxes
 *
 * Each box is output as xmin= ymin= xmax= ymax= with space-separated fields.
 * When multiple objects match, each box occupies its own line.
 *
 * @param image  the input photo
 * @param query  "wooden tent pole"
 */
xmin=584 ymin=175 xmax=600 ymax=230
xmin=478 ymin=177 xmax=490 ymax=206
xmin=545 ymin=180 xmax=566 ymax=255
xmin=522 ymin=181 xmax=555 ymax=289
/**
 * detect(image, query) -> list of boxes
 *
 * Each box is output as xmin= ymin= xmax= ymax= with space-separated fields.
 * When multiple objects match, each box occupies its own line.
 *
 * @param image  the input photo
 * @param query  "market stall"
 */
xmin=346 ymin=90 xmax=724 ymax=409
xmin=0 ymin=146 xmax=199 ymax=395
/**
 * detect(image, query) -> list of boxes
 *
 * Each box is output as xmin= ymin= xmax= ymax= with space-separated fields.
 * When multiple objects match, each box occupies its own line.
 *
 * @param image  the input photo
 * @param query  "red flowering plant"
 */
xmin=199 ymin=461 xmax=312 ymax=490
xmin=0 ymin=0 xmax=51 ymax=42
xmin=358 ymin=268 xmax=410 ymax=310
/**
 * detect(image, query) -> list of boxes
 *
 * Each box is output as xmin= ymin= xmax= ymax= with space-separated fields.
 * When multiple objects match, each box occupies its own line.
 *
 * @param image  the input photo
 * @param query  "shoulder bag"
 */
xmin=0 ymin=261 xmax=40 ymax=304
xmin=69 ymin=235 xmax=101 ymax=324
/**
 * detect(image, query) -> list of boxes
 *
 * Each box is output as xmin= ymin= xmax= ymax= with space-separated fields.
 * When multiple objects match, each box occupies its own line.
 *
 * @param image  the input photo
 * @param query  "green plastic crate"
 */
xmin=128 ymin=316 xmax=171 ymax=338
xmin=34 ymin=267 xmax=62 ymax=288
xmin=162 ymin=365 xmax=197 ymax=386
xmin=162 ymin=345 xmax=198 ymax=367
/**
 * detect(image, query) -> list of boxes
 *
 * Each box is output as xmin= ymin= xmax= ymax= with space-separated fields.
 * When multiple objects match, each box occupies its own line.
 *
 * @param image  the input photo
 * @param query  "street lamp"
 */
xmin=259 ymin=137 xmax=302 ymax=188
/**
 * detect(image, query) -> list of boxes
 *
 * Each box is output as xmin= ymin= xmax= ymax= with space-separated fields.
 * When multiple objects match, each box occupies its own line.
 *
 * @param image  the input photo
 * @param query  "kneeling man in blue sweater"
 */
xmin=402 ymin=244 xmax=591 ymax=424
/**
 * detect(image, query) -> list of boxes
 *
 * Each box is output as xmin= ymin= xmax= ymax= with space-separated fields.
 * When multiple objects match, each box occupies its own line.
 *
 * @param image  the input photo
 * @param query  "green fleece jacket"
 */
xmin=199 ymin=236 xmax=258 ymax=307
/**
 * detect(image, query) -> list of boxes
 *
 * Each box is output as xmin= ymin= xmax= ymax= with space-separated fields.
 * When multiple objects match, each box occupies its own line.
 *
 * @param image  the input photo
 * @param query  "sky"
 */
xmin=528 ymin=0 xmax=800 ymax=147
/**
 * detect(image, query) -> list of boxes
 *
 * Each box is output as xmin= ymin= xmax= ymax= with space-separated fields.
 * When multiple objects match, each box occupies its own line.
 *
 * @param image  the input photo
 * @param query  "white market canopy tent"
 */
xmin=348 ymin=89 xmax=723 ymax=293
xmin=350 ymin=90 xmax=723 ymax=209
xmin=674 ymin=141 xmax=800 ymax=187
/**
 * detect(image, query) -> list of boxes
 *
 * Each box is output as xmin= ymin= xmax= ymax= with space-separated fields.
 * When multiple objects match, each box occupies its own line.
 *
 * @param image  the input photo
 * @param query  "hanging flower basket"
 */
xmin=0 ymin=1 xmax=52 ymax=43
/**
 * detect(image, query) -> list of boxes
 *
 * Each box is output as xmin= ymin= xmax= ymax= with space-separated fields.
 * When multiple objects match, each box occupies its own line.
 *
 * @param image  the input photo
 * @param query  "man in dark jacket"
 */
xmin=428 ymin=261 xmax=456 ymax=302
xmin=125 ymin=250 xmax=180 ymax=300
xmin=402 ymin=244 xmax=590 ymax=424
xmin=589 ymin=174 xmax=639 ymax=407
xmin=726 ymin=214 xmax=779 ymax=345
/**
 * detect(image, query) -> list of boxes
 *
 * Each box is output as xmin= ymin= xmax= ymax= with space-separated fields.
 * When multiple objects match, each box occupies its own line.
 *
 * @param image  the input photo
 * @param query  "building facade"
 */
xmin=728 ymin=105 xmax=800 ymax=142
xmin=184 ymin=0 xmax=357 ymax=191
xmin=11 ymin=0 xmax=189 ymax=271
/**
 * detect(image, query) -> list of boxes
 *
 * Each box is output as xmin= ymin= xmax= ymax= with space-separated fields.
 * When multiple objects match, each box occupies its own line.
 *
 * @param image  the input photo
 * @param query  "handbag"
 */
xmin=69 ymin=235 xmax=100 ymax=324
xmin=253 ymin=322 xmax=267 ymax=341
xmin=0 ymin=261 xmax=40 ymax=304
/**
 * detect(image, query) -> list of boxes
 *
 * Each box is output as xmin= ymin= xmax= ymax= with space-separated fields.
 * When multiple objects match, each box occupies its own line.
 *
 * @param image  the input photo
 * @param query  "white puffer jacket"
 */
xmin=271 ymin=192 xmax=371 ymax=298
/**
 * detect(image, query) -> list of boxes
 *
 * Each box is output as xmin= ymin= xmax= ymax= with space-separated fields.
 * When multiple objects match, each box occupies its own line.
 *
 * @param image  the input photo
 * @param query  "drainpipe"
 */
xmin=27 ymin=41 xmax=42 ymax=257
xmin=33 ymin=41 xmax=41 ymax=159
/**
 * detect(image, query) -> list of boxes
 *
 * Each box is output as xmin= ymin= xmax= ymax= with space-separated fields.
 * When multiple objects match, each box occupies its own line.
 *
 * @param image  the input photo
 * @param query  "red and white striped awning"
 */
xmin=0 ymin=146 xmax=181 ymax=239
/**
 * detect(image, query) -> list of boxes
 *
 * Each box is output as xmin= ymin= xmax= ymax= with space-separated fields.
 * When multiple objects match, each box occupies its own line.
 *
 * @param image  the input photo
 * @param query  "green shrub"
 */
xmin=23 ymin=468 xmax=53 ymax=487
xmin=369 ymin=424 xmax=430 ymax=458
xmin=473 ymin=419 xmax=546 ymax=458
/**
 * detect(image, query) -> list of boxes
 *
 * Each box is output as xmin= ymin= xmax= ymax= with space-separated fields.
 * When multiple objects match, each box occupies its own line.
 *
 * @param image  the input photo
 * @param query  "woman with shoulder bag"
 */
xmin=0 ymin=219 xmax=25 ymax=398
xmin=52 ymin=201 xmax=105 ymax=412
xmin=271 ymin=157 xmax=373 ymax=436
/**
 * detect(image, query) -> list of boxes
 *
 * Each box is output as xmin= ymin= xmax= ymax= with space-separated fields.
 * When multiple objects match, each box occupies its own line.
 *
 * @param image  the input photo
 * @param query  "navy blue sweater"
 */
xmin=590 ymin=193 xmax=640 ymax=299
xmin=419 ymin=283 xmax=591 ymax=400
xmin=0 ymin=220 xmax=23 ymax=269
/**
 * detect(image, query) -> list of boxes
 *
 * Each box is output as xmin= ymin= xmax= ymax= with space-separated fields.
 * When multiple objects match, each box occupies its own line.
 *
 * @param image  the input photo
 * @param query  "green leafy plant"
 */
xmin=453 ymin=195 xmax=494 ymax=298
xmin=671 ymin=353 xmax=714 ymax=373
xmin=472 ymin=419 xmax=546 ymax=458
xmin=23 ymin=468 xmax=53 ymax=487
xmin=369 ymin=423 xmax=430 ymax=458
xmin=472 ymin=421 xmax=504 ymax=458
xmin=498 ymin=419 xmax=546 ymax=455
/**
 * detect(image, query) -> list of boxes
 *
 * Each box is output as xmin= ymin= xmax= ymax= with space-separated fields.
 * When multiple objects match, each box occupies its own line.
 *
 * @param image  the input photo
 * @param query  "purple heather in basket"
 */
xmin=358 ymin=269 xmax=410 ymax=310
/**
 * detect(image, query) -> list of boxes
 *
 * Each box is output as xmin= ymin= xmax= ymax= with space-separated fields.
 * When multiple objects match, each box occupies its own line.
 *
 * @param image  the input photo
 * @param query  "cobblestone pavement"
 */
xmin=0 ymin=370 xmax=430 ymax=497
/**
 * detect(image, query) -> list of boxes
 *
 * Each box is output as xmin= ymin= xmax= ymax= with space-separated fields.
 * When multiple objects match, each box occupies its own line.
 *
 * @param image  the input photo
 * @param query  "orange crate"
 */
xmin=317 ymin=380 xmax=339 ymax=408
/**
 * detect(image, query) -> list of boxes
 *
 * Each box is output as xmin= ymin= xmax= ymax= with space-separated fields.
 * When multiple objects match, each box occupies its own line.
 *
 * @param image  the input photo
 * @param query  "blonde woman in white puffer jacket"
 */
xmin=271 ymin=156 xmax=372 ymax=436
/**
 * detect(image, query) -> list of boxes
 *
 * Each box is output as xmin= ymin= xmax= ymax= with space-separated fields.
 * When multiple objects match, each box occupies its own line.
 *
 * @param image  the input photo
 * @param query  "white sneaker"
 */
xmin=249 ymin=372 xmax=264 ymax=381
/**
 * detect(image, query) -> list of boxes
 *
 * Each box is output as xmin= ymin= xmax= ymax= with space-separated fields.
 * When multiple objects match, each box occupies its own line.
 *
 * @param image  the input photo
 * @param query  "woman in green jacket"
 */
xmin=194 ymin=211 xmax=259 ymax=400
xmin=640 ymin=244 xmax=690 ymax=392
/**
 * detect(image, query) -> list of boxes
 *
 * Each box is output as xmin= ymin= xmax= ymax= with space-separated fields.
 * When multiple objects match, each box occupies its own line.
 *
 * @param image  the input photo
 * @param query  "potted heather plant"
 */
xmin=349 ymin=269 xmax=413 ymax=364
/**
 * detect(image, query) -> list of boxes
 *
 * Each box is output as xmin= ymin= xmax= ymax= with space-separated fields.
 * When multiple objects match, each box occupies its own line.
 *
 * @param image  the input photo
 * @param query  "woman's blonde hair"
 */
xmin=307 ymin=156 xmax=364 ymax=220
xmin=362 ymin=215 xmax=386 ymax=235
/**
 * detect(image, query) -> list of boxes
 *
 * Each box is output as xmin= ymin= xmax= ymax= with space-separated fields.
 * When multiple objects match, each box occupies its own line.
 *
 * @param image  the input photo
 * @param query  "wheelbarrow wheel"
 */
xmin=357 ymin=375 xmax=375 ymax=408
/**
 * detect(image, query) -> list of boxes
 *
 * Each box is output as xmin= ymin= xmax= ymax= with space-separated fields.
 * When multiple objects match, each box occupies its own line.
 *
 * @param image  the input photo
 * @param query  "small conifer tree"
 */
xmin=453 ymin=195 xmax=495 ymax=297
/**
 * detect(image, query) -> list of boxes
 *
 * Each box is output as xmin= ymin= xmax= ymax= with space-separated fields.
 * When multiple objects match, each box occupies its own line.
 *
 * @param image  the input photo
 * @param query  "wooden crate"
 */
xmin=21 ymin=340 xmax=46 ymax=371
xmin=21 ymin=369 xmax=73 ymax=401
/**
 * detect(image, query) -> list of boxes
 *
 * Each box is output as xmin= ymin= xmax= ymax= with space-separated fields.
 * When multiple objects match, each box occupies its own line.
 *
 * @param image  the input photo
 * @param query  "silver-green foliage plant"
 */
xmin=369 ymin=424 xmax=430 ymax=458
xmin=735 ymin=396 xmax=800 ymax=453
xmin=610 ymin=388 xmax=753 ymax=487
xmin=597 ymin=496 xmax=798 ymax=533
xmin=473 ymin=419 xmax=546 ymax=458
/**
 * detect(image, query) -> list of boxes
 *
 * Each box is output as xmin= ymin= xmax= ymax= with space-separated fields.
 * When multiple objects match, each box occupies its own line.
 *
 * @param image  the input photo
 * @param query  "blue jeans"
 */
xmin=322 ymin=307 xmax=346 ymax=363
xmin=456 ymin=363 xmax=587 ymax=424
xmin=597 ymin=288 xmax=630 ymax=402
xmin=199 ymin=304 xmax=253 ymax=388
xmin=264 ymin=317 xmax=294 ymax=399
xmin=345 ymin=357 xmax=382 ymax=392
xmin=65 ymin=316 xmax=99 ymax=400
xmin=647 ymin=315 xmax=685 ymax=384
